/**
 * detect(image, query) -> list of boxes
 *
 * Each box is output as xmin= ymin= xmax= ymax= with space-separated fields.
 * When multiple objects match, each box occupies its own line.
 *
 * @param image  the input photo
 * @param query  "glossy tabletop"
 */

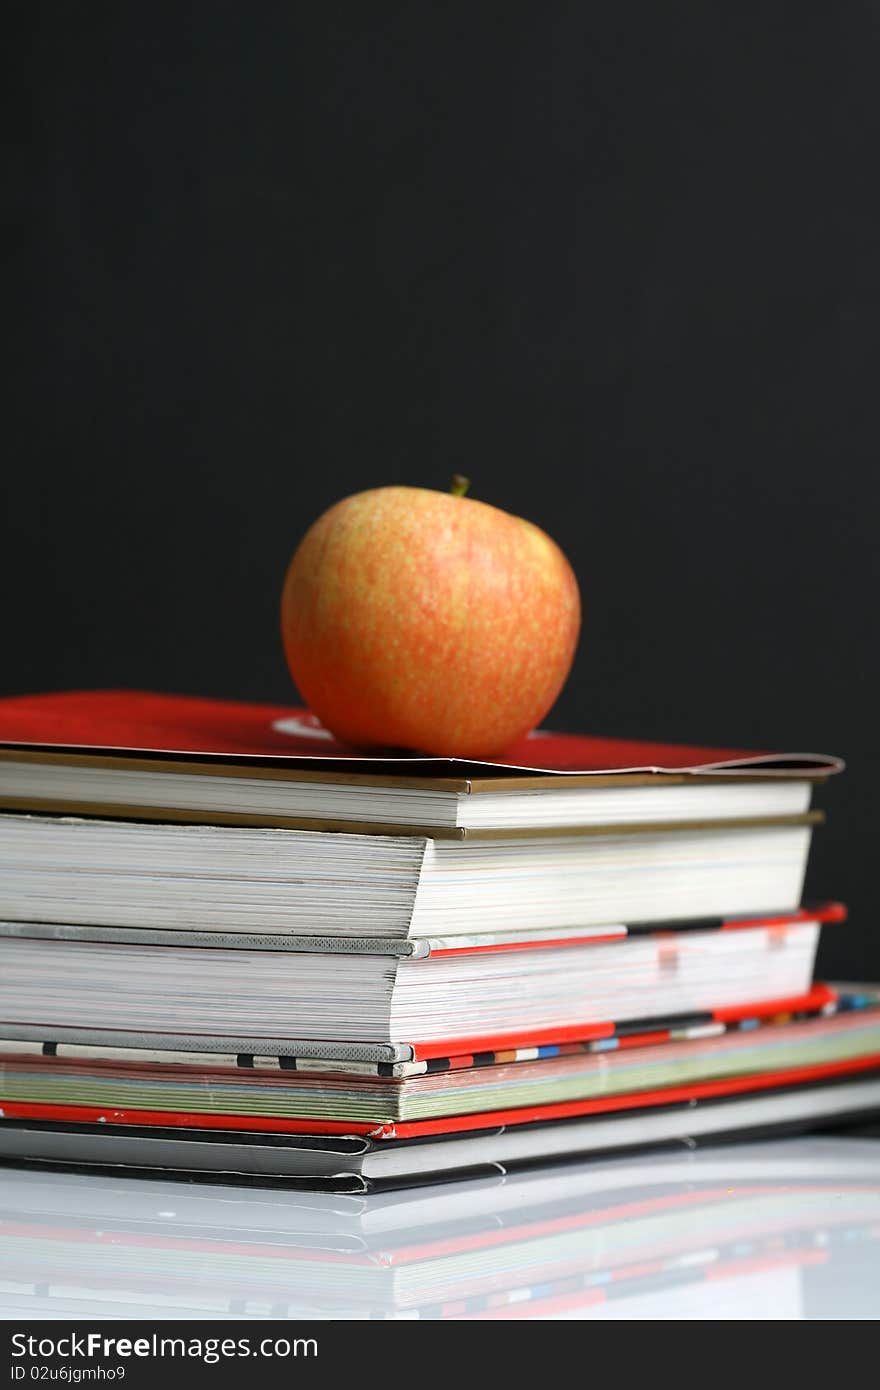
xmin=0 ymin=1135 xmax=878 ymax=1320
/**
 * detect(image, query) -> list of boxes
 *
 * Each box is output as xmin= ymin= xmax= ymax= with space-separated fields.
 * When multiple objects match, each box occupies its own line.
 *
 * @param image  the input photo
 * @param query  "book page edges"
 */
xmin=0 ymin=801 xmax=825 ymax=839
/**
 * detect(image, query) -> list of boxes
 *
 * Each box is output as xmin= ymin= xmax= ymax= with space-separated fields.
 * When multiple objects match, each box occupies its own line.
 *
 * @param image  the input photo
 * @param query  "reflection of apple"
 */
xmin=280 ymin=480 xmax=581 ymax=758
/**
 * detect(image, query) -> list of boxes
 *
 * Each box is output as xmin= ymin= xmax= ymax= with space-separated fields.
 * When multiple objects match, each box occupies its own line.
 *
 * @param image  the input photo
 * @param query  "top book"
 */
xmin=0 ymin=689 xmax=842 ymax=837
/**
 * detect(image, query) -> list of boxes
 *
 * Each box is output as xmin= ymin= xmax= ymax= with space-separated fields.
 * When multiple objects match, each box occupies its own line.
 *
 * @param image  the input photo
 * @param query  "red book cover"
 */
xmin=0 ymin=689 xmax=844 ymax=777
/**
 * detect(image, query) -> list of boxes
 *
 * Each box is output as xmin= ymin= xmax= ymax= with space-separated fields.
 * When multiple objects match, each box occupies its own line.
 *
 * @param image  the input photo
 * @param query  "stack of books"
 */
xmin=0 ymin=689 xmax=877 ymax=1190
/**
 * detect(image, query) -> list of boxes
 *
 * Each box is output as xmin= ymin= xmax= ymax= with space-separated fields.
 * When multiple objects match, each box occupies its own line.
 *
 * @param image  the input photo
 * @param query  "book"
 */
xmin=0 ymin=987 xmax=875 ymax=1129
xmin=0 ymin=974 xmax=841 ymax=1071
xmin=0 ymin=752 xmax=822 ymax=836
xmin=0 ymin=690 xmax=841 ymax=833
xmin=0 ymin=689 xmax=844 ymax=773
xmin=1 ymin=1069 xmax=878 ymax=1190
xmin=0 ymin=910 xmax=835 ymax=1053
xmin=0 ymin=813 xmax=820 ymax=940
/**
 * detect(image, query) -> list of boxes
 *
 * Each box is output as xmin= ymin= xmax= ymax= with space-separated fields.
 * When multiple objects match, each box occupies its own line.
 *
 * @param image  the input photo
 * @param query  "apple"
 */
xmin=280 ymin=479 xmax=581 ymax=758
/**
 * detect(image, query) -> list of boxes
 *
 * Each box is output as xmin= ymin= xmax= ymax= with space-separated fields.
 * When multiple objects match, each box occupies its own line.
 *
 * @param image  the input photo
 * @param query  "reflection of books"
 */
xmin=0 ymin=1139 xmax=877 ymax=1320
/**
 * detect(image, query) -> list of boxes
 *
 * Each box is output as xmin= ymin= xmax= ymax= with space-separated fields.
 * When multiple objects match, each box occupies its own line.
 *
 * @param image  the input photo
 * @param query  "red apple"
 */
xmin=280 ymin=481 xmax=581 ymax=758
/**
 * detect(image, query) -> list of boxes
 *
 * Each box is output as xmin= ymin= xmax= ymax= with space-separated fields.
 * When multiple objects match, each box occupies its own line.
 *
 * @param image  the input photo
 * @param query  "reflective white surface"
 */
xmin=0 ymin=1136 xmax=878 ymax=1320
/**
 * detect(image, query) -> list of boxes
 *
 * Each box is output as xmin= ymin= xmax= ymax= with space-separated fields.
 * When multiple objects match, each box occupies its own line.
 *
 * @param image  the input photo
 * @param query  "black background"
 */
xmin=4 ymin=4 xmax=878 ymax=978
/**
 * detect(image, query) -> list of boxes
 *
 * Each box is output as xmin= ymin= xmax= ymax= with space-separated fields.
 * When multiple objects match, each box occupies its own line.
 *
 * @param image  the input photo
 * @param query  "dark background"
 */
xmin=4 ymin=4 xmax=878 ymax=978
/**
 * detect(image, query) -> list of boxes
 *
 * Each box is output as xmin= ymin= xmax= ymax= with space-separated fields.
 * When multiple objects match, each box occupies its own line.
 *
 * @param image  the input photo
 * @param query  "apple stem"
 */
xmin=450 ymin=474 xmax=471 ymax=497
